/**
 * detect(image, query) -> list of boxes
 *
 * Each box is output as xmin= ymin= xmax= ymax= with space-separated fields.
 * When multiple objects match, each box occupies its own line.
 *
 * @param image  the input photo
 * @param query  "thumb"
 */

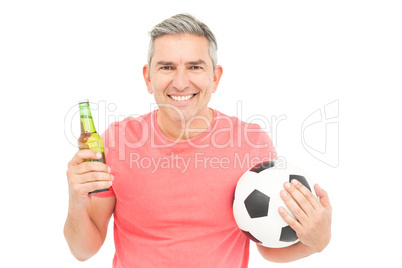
xmin=314 ymin=184 xmax=331 ymax=208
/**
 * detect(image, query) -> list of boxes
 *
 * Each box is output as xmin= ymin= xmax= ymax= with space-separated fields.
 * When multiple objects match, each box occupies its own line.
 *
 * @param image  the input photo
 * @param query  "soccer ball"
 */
xmin=233 ymin=160 xmax=316 ymax=248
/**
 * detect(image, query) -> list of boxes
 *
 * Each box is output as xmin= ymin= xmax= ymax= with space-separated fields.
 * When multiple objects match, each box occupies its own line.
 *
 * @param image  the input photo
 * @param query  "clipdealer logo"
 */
xmin=64 ymin=100 xmax=287 ymax=152
xmin=301 ymin=100 xmax=339 ymax=167
xmin=64 ymin=100 xmax=339 ymax=168
xmin=128 ymin=151 xmax=281 ymax=174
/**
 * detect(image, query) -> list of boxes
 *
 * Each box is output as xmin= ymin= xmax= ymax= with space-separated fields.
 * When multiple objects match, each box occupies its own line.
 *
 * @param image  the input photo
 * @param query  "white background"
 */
xmin=1 ymin=1 xmax=401 ymax=267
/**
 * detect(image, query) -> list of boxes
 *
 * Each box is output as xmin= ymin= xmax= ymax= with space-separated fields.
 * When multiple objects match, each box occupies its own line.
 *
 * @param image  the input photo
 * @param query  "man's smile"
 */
xmin=168 ymin=94 xmax=197 ymax=102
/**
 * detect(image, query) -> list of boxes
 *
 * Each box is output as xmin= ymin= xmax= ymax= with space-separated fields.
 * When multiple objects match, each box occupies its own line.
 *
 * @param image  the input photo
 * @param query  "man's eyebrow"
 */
xmin=155 ymin=61 xmax=175 ymax=66
xmin=155 ymin=60 xmax=207 ymax=66
xmin=186 ymin=60 xmax=207 ymax=66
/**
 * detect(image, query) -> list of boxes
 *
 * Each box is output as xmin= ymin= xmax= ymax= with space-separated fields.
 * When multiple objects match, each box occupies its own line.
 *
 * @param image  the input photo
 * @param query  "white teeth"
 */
xmin=170 ymin=94 xmax=194 ymax=101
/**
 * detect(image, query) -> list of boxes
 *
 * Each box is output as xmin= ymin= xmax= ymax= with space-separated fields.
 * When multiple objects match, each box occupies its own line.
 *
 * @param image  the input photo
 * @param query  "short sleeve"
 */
xmin=256 ymin=127 xmax=277 ymax=161
xmin=91 ymin=186 xmax=115 ymax=197
xmin=244 ymin=122 xmax=277 ymax=161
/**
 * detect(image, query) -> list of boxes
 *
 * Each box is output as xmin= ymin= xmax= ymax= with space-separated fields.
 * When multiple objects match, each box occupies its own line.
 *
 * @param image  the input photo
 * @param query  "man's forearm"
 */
xmin=64 ymin=208 xmax=103 ymax=261
xmin=257 ymin=242 xmax=316 ymax=263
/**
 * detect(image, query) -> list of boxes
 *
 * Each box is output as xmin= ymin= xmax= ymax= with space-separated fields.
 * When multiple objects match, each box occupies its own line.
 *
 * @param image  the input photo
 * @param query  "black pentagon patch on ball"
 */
xmin=289 ymin=175 xmax=311 ymax=192
xmin=249 ymin=161 xmax=275 ymax=173
xmin=244 ymin=189 xmax=270 ymax=218
xmin=241 ymin=230 xmax=262 ymax=244
xmin=279 ymin=225 xmax=298 ymax=242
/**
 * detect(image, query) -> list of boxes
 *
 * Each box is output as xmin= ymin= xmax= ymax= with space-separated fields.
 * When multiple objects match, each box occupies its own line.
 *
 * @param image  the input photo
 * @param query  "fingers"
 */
xmin=66 ymin=150 xmax=113 ymax=195
xmin=280 ymin=179 xmax=322 ymax=225
xmin=74 ymin=161 xmax=111 ymax=175
xmin=278 ymin=206 xmax=302 ymax=234
xmin=79 ymin=179 xmax=113 ymax=195
xmin=68 ymin=168 xmax=113 ymax=197
xmin=280 ymin=188 xmax=309 ymax=224
xmin=280 ymin=181 xmax=333 ymax=253
xmin=76 ymin=170 xmax=113 ymax=183
xmin=290 ymin=179 xmax=321 ymax=210
xmin=314 ymin=184 xmax=332 ymax=209
xmin=68 ymin=149 xmax=102 ymax=167
xmin=67 ymin=150 xmax=111 ymax=182
xmin=69 ymin=161 xmax=113 ymax=185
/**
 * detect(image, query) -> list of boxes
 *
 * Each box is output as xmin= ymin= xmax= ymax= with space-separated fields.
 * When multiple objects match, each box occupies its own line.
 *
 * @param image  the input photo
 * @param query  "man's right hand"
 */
xmin=66 ymin=149 xmax=113 ymax=212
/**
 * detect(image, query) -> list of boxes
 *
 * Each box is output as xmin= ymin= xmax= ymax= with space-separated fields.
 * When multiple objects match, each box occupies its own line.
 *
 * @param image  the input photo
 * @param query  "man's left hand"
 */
xmin=279 ymin=180 xmax=332 ymax=253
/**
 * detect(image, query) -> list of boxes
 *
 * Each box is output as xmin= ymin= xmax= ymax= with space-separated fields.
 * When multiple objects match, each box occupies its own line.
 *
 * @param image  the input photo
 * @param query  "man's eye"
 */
xmin=161 ymin=66 xmax=174 ymax=70
xmin=190 ymin=66 xmax=202 ymax=70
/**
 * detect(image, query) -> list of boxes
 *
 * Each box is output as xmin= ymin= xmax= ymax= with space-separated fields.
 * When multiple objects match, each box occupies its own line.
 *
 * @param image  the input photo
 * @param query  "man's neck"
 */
xmin=156 ymin=108 xmax=213 ymax=142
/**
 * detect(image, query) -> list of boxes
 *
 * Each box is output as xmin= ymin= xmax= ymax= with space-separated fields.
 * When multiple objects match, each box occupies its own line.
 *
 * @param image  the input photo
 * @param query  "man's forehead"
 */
xmin=152 ymin=34 xmax=210 ymax=60
xmin=151 ymin=34 xmax=213 ymax=67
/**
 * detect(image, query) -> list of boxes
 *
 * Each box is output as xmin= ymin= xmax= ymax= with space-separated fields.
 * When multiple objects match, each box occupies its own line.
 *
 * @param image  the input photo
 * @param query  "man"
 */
xmin=64 ymin=14 xmax=332 ymax=267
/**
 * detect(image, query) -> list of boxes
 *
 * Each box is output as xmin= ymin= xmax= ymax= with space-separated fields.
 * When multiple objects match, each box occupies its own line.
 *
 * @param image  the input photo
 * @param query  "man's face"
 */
xmin=144 ymin=34 xmax=222 ymax=123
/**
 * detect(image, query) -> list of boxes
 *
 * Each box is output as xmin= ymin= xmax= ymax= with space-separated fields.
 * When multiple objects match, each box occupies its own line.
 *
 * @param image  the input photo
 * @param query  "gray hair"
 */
xmin=147 ymin=14 xmax=218 ymax=70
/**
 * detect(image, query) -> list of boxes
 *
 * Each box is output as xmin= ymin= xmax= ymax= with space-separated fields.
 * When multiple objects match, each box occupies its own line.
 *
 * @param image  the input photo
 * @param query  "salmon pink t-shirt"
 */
xmin=93 ymin=109 xmax=276 ymax=267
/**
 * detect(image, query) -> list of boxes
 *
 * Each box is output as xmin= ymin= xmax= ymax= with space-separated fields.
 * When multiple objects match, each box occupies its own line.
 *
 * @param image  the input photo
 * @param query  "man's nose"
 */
xmin=172 ymin=68 xmax=190 ymax=91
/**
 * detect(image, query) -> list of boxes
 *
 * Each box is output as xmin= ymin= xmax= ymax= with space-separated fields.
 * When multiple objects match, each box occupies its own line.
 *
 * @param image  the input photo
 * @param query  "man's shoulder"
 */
xmin=212 ymin=108 xmax=273 ymax=149
xmin=107 ymin=111 xmax=154 ymax=130
xmin=102 ymin=111 xmax=154 ymax=143
xmin=213 ymin=109 xmax=263 ymax=130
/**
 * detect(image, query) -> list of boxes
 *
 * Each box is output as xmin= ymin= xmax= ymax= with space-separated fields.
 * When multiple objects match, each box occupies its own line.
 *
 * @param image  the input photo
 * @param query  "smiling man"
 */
xmin=64 ymin=14 xmax=332 ymax=267
xmin=143 ymin=33 xmax=222 ymax=141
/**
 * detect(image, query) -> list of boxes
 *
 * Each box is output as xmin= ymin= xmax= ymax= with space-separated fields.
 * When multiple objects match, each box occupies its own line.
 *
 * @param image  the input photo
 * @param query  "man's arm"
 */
xmin=258 ymin=182 xmax=332 ymax=262
xmin=257 ymin=241 xmax=315 ymax=263
xmin=64 ymin=150 xmax=115 ymax=261
xmin=64 ymin=196 xmax=115 ymax=261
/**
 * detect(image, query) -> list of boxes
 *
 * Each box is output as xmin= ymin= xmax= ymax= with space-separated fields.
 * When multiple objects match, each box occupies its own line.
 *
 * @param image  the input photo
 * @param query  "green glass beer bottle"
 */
xmin=78 ymin=100 xmax=109 ymax=194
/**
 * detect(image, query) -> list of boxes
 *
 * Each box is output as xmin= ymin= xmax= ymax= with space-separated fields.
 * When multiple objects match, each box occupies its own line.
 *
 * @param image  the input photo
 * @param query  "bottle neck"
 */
xmin=79 ymin=103 xmax=97 ymax=134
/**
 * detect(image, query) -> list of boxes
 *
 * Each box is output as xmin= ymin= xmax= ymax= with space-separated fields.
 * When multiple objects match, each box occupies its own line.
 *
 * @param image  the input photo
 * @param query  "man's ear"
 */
xmin=212 ymin=65 xmax=223 ymax=93
xmin=143 ymin=64 xmax=153 ymax=94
